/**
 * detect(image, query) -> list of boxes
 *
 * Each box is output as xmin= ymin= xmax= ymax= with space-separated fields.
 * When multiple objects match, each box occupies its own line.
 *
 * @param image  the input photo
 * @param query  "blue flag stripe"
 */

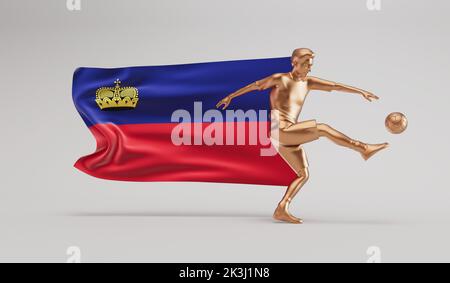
xmin=73 ymin=57 xmax=291 ymax=127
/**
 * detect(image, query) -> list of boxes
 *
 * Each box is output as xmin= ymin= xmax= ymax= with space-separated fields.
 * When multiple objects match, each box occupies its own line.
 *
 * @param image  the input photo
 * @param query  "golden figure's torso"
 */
xmin=269 ymin=74 xmax=309 ymax=125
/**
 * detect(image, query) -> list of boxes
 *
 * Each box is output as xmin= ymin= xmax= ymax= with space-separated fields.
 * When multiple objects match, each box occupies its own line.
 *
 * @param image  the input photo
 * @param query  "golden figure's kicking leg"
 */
xmin=316 ymin=124 xmax=389 ymax=160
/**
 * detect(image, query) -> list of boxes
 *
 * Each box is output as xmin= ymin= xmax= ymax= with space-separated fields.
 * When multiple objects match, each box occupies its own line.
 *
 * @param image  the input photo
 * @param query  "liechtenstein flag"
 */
xmin=73 ymin=57 xmax=297 ymax=186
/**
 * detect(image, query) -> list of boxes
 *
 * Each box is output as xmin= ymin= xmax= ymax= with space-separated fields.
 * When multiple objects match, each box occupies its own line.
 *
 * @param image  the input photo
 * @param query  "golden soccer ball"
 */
xmin=385 ymin=112 xmax=408 ymax=134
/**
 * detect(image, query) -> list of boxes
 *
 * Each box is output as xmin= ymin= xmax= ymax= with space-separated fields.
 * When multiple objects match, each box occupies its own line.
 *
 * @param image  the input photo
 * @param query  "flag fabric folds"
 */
xmin=73 ymin=57 xmax=297 ymax=186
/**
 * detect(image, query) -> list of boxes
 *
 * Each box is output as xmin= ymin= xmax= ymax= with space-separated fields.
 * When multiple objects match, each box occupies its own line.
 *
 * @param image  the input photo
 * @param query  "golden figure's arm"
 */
xmin=216 ymin=74 xmax=280 ymax=110
xmin=308 ymin=76 xmax=379 ymax=102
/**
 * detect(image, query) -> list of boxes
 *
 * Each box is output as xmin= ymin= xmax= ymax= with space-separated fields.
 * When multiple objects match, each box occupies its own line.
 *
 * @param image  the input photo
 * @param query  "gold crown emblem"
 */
xmin=95 ymin=79 xmax=139 ymax=110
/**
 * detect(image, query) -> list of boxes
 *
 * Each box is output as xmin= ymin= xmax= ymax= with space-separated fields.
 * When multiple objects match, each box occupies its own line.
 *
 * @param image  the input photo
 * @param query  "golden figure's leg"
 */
xmin=273 ymin=167 xmax=309 ymax=224
xmin=272 ymin=121 xmax=388 ymax=224
xmin=317 ymin=123 xmax=389 ymax=160
xmin=273 ymin=145 xmax=310 ymax=224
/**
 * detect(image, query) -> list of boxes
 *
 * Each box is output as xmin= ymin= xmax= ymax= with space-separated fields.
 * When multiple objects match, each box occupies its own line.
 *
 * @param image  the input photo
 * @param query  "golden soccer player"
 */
xmin=217 ymin=48 xmax=388 ymax=224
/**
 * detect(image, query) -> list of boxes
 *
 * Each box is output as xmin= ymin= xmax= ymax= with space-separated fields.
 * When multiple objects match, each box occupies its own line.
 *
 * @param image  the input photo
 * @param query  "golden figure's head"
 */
xmin=291 ymin=48 xmax=315 ymax=79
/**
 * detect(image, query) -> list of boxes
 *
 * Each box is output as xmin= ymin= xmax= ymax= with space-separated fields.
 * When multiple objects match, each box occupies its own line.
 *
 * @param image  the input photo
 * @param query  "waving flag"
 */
xmin=73 ymin=57 xmax=297 ymax=186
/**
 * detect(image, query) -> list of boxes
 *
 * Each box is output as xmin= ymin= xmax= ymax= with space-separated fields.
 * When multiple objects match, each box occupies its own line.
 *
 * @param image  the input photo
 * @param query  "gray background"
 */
xmin=0 ymin=0 xmax=449 ymax=263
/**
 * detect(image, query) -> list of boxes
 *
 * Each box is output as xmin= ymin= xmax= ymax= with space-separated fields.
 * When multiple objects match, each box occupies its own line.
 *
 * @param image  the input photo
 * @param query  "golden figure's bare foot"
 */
xmin=273 ymin=202 xmax=303 ymax=224
xmin=361 ymin=143 xmax=389 ymax=161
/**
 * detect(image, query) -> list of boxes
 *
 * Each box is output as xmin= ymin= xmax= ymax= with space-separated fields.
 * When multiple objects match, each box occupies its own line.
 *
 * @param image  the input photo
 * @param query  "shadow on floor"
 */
xmin=64 ymin=212 xmax=400 ymax=225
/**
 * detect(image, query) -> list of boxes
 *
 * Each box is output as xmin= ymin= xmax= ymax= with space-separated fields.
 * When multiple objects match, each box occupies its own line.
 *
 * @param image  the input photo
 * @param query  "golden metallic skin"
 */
xmin=385 ymin=112 xmax=408 ymax=134
xmin=96 ymin=79 xmax=139 ymax=110
xmin=217 ymin=48 xmax=389 ymax=224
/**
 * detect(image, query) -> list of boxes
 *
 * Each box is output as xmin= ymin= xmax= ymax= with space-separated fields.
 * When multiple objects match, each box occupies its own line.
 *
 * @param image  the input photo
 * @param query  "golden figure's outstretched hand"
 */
xmin=216 ymin=96 xmax=232 ymax=110
xmin=361 ymin=91 xmax=379 ymax=102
